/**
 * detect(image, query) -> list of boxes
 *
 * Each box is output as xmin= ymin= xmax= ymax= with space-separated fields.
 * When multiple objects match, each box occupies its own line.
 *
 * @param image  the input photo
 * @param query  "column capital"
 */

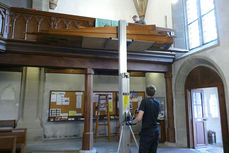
xmin=85 ymin=68 xmax=94 ymax=75
xmin=165 ymin=72 xmax=172 ymax=79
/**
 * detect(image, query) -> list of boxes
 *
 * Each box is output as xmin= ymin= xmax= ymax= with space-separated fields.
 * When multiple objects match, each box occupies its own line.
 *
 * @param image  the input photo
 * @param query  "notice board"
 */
xmin=48 ymin=90 xmax=145 ymax=121
xmin=48 ymin=90 xmax=84 ymax=122
xmin=93 ymin=91 xmax=117 ymax=116
xmin=130 ymin=92 xmax=145 ymax=114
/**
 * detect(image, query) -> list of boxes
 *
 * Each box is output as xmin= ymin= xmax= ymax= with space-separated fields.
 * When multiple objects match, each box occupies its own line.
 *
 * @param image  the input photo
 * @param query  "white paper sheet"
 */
xmin=56 ymin=92 xmax=65 ymax=105
xmin=51 ymin=92 xmax=56 ymax=102
xmin=61 ymin=113 xmax=68 ymax=117
xmin=76 ymin=92 xmax=83 ymax=108
xmin=62 ymin=97 xmax=70 ymax=105
xmin=56 ymin=94 xmax=63 ymax=105
xmin=56 ymin=109 xmax=61 ymax=116
xmin=93 ymin=94 xmax=99 ymax=103
xmin=50 ymin=109 xmax=57 ymax=117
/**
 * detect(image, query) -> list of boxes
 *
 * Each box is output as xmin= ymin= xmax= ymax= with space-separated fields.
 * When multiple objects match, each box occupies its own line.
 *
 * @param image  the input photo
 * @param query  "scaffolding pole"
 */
xmin=118 ymin=20 xmax=131 ymax=153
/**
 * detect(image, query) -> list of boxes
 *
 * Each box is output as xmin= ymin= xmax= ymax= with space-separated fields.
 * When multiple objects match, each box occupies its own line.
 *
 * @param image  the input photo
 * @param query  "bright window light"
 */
xmin=202 ymin=11 xmax=218 ymax=43
xmin=200 ymin=0 xmax=214 ymax=15
xmin=186 ymin=0 xmax=198 ymax=23
xmin=188 ymin=21 xmax=201 ymax=49
xmin=185 ymin=0 xmax=218 ymax=50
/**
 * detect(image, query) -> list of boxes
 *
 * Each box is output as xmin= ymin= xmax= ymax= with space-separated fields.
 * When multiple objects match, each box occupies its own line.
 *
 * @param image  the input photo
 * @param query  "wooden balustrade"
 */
xmin=0 ymin=3 xmax=95 ymax=40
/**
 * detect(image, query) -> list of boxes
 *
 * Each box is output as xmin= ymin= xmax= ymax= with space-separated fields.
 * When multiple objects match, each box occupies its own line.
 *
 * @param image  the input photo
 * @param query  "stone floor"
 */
xmin=27 ymin=137 xmax=224 ymax=153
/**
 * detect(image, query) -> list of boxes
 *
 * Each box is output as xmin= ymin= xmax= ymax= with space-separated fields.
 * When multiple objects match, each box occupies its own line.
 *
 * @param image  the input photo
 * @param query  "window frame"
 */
xmin=184 ymin=0 xmax=219 ymax=50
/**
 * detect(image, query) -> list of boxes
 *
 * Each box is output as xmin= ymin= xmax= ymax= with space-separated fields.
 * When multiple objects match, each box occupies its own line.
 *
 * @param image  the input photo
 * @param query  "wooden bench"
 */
xmin=0 ymin=128 xmax=27 ymax=153
xmin=0 ymin=136 xmax=16 ymax=153
xmin=0 ymin=120 xmax=16 ymax=129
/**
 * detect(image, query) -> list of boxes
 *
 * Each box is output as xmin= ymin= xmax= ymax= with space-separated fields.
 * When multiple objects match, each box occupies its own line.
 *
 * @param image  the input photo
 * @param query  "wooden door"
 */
xmin=191 ymin=89 xmax=208 ymax=148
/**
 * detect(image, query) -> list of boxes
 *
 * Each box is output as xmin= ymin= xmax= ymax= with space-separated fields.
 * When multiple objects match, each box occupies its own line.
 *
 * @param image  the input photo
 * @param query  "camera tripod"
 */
xmin=117 ymin=121 xmax=139 ymax=153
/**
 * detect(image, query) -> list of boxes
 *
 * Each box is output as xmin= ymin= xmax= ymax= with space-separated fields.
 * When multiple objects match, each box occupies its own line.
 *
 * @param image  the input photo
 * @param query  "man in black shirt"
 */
xmin=132 ymin=85 xmax=161 ymax=153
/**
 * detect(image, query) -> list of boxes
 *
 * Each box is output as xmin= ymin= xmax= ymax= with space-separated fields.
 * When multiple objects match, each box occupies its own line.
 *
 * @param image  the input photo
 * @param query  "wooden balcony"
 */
xmin=0 ymin=3 xmax=95 ymax=40
xmin=0 ymin=3 xmax=188 ymax=70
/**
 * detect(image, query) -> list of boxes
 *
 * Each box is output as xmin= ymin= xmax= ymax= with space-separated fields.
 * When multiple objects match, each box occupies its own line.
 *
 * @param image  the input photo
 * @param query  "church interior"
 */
xmin=0 ymin=0 xmax=228 ymax=153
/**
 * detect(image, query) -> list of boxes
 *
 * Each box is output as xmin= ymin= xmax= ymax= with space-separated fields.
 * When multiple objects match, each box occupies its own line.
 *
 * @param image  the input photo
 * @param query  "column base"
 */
xmin=79 ymin=148 xmax=96 ymax=153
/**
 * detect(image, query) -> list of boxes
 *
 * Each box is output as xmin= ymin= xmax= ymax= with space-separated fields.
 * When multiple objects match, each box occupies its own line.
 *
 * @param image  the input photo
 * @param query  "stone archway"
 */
xmin=173 ymin=57 xmax=229 ymax=152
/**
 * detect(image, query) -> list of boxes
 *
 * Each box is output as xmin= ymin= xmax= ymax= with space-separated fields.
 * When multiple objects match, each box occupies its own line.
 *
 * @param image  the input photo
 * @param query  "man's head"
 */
xmin=132 ymin=15 xmax=139 ymax=22
xmin=146 ymin=85 xmax=156 ymax=97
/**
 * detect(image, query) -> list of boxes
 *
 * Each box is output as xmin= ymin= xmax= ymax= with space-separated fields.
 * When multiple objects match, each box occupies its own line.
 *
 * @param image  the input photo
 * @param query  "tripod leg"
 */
xmin=117 ymin=125 xmax=124 ymax=153
xmin=129 ymin=125 xmax=139 ymax=150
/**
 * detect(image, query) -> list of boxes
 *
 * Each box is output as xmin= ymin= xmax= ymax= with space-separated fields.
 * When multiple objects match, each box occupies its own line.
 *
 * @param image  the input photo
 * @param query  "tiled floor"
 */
xmin=27 ymin=138 xmax=223 ymax=153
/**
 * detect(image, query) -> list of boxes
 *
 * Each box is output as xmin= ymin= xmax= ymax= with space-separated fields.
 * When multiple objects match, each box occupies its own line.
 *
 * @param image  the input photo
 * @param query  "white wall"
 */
xmin=47 ymin=0 xmax=173 ymax=28
xmin=43 ymin=73 xmax=147 ymax=139
xmin=0 ymin=71 xmax=21 ymax=120
xmin=32 ymin=0 xmax=49 ymax=11
xmin=0 ymin=0 xmax=31 ymax=8
xmin=94 ymin=75 xmax=145 ymax=92
xmin=145 ymin=73 xmax=166 ymax=97
xmin=49 ymin=0 xmax=138 ymax=23
xmin=145 ymin=72 xmax=167 ymax=133
xmin=145 ymin=0 xmax=173 ymax=28
xmin=172 ymin=0 xmax=229 ymax=147
xmin=43 ymin=73 xmax=85 ymax=139
xmin=0 ymin=70 xmax=167 ymax=140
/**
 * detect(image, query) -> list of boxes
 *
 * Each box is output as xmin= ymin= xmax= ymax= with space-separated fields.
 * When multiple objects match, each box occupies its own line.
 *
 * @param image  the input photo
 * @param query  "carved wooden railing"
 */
xmin=0 ymin=3 xmax=95 ymax=40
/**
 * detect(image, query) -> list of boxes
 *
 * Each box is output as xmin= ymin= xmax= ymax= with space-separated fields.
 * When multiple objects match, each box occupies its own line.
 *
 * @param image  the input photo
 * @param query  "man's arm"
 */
xmin=133 ymin=110 xmax=144 ymax=124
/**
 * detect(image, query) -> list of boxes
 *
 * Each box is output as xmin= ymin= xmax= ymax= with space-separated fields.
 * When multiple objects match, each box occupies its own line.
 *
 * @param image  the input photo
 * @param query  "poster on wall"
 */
xmin=94 ymin=92 xmax=113 ymax=112
xmin=50 ymin=108 xmax=61 ymax=117
xmin=51 ymin=92 xmax=57 ymax=102
xmin=130 ymin=92 xmax=143 ymax=110
xmin=75 ymin=92 xmax=83 ymax=108
xmin=155 ymin=97 xmax=166 ymax=120
xmin=62 ymin=97 xmax=69 ymax=105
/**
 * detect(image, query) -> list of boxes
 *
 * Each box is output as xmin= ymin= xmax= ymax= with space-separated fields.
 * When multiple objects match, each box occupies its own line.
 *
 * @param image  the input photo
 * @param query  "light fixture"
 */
xmin=49 ymin=0 xmax=58 ymax=10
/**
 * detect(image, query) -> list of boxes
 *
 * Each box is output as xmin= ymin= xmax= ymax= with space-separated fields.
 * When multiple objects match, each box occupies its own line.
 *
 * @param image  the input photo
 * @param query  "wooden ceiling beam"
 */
xmin=40 ymin=27 xmax=168 ymax=36
xmin=0 ymin=53 xmax=170 ymax=72
xmin=33 ymin=32 xmax=173 ymax=44
xmin=45 ymin=68 xmax=86 ymax=74
xmin=42 ymin=25 xmax=157 ymax=33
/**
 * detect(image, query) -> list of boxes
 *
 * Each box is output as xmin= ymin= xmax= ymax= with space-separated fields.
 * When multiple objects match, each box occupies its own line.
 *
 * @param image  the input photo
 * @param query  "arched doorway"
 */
xmin=185 ymin=66 xmax=229 ymax=152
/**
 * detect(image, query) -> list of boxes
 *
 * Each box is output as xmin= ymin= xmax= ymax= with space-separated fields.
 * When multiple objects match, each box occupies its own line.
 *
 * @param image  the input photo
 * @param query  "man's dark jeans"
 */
xmin=139 ymin=127 xmax=160 ymax=153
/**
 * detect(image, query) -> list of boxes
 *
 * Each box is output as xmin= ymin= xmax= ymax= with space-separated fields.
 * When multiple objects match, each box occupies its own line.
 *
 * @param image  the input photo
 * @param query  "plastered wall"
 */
xmin=43 ymin=73 xmax=148 ymax=139
xmin=172 ymin=0 xmax=229 ymax=147
xmin=47 ymin=0 xmax=172 ymax=28
xmin=0 ymin=0 xmax=31 ymax=8
xmin=48 ymin=0 xmax=137 ymax=23
xmin=0 ymin=69 xmax=167 ymax=141
xmin=0 ymin=71 xmax=22 ymax=120
xmin=43 ymin=73 xmax=166 ymax=139
xmin=43 ymin=73 xmax=85 ymax=139
xmin=145 ymin=0 xmax=173 ymax=28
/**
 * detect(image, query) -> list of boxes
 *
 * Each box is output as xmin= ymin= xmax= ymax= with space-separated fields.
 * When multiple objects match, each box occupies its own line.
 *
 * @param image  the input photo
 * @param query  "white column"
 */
xmin=17 ymin=67 xmax=45 ymax=142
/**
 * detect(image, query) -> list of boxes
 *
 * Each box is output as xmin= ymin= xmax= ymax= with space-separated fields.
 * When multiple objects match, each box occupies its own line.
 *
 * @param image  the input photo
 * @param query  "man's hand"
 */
xmin=126 ymin=121 xmax=136 ymax=126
